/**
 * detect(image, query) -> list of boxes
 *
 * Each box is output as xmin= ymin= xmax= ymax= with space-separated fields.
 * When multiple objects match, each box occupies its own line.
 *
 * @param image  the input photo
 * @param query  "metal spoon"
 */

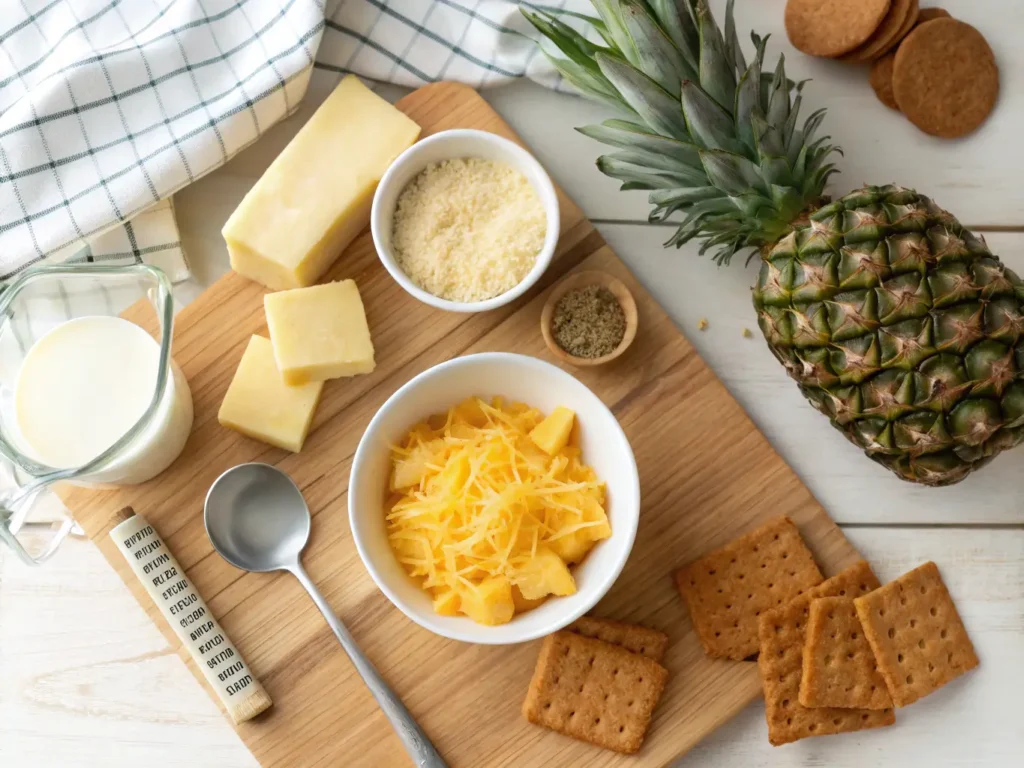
xmin=204 ymin=463 xmax=447 ymax=768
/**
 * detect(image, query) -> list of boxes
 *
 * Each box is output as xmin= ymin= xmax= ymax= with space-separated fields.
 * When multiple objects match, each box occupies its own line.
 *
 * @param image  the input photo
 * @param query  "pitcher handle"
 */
xmin=0 ymin=513 xmax=76 ymax=566
xmin=0 ymin=477 xmax=79 ymax=566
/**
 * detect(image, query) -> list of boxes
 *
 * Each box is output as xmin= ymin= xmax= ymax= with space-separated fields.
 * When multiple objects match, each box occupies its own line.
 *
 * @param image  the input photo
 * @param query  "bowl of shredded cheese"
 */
xmin=370 ymin=129 xmax=560 ymax=313
xmin=349 ymin=353 xmax=639 ymax=645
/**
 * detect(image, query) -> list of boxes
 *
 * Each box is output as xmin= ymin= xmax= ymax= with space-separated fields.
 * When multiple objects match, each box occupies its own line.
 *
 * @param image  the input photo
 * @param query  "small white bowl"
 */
xmin=349 ymin=353 xmax=640 ymax=645
xmin=370 ymin=129 xmax=560 ymax=313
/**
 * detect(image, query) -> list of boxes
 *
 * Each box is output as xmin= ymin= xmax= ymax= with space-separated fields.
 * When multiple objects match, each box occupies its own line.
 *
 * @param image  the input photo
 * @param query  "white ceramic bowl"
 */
xmin=349 ymin=353 xmax=640 ymax=645
xmin=370 ymin=129 xmax=560 ymax=313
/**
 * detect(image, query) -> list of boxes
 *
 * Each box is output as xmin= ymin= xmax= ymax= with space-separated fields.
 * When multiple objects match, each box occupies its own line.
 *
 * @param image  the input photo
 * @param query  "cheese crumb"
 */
xmin=698 ymin=318 xmax=709 ymax=331
xmin=743 ymin=327 xmax=753 ymax=338
xmin=391 ymin=158 xmax=546 ymax=303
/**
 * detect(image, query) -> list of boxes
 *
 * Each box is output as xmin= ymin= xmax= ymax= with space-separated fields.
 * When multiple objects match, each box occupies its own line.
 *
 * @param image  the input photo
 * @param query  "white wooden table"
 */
xmin=2 ymin=2 xmax=1022 ymax=766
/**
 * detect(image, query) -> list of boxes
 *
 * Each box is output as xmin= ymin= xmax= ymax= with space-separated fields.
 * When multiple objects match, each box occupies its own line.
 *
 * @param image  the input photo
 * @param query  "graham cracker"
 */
xmin=870 ymin=53 xmax=900 ymax=110
xmin=892 ymin=18 xmax=999 ymax=138
xmin=757 ymin=561 xmax=893 ymax=746
xmin=806 ymin=559 xmax=882 ymax=602
xmin=568 ymin=616 xmax=669 ymax=663
xmin=916 ymin=7 xmax=951 ymax=24
xmin=675 ymin=516 xmax=824 ymax=660
xmin=785 ymin=0 xmax=891 ymax=58
xmin=842 ymin=0 xmax=917 ymax=63
xmin=854 ymin=561 xmax=979 ymax=707
xmin=522 ymin=631 xmax=668 ymax=754
xmin=800 ymin=596 xmax=893 ymax=710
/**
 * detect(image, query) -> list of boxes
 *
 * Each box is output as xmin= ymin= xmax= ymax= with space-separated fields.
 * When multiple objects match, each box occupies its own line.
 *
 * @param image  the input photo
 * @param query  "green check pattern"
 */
xmin=0 ymin=0 xmax=577 ymax=284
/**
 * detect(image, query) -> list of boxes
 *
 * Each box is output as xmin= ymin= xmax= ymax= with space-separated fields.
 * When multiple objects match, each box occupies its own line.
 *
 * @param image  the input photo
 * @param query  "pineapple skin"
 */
xmin=755 ymin=185 xmax=1024 ymax=486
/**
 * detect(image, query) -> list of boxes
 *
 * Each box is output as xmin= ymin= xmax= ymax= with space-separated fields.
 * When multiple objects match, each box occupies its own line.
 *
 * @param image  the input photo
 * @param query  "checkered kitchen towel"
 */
xmin=0 ymin=0 xmax=582 ymax=284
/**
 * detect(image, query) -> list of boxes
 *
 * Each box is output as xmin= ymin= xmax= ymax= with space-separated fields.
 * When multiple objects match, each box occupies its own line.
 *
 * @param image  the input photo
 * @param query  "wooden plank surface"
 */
xmin=56 ymin=82 xmax=858 ymax=767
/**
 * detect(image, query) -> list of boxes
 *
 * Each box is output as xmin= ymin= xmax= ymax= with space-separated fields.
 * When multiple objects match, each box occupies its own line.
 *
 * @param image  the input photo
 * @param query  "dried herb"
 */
xmin=551 ymin=285 xmax=626 ymax=358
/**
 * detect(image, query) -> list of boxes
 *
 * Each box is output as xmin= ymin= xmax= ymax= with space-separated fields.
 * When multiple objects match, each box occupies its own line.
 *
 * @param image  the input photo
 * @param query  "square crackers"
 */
xmin=758 ymin=560 xmax=893 ymax=746
xmin=855 ymin=561 xmax=979 ymax=707
xmin=523 ymin=631 xmax=668 ymax=754
xmin=800 ymin=596 xmax=892 ymax=710
xmin=568 ymin=616 xmax=669 ymax=663
xmin=675 ymin=516 xmax=824 ymax=659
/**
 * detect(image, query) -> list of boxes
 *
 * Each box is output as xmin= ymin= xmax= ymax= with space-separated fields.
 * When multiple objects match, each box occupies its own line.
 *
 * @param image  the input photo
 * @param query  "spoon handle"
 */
xmin=290 ymin=563 xmax=448 ymax=768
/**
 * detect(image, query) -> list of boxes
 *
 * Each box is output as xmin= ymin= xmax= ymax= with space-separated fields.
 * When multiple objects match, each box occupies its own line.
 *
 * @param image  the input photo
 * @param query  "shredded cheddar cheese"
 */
xmin=386 ymin=397 xmax=610 ymax=625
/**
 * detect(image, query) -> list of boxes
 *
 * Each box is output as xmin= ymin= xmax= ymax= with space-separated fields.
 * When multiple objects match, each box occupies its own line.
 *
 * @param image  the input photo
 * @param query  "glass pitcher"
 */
xmin=0 ymin=264 xmax=192 ymax=566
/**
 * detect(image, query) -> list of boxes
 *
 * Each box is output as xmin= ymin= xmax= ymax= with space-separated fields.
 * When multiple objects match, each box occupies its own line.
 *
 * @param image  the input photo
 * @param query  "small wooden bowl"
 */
xmin=541 ymin=270 xmax=638 ymax=367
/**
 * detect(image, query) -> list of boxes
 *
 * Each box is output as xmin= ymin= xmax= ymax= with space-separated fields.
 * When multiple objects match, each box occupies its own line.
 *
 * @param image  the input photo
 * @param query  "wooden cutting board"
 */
xmin=61 ymin=82 xmax=860 ymax=767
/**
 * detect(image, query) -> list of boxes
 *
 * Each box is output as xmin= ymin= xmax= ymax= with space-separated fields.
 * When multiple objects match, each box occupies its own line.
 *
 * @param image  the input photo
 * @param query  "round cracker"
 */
xmin=785 ymin=0 xmax=891 ymax=58
xmin=875 ymin=0 xmax=921 ymax=59
xmin=869 ymin=53 xmax=899 ymax=110
xmin=842 ymin=0 xmax=916 ymax=63
xmin=916 ymin=8 xmax=951 ymax=25
xmin=892 ymin=18 xmax=999 ymax=138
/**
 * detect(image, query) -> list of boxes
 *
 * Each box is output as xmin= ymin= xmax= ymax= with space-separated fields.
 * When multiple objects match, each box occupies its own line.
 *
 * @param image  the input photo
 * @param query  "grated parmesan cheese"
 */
xmin=390 ymin=158 xmax=546 ymax=303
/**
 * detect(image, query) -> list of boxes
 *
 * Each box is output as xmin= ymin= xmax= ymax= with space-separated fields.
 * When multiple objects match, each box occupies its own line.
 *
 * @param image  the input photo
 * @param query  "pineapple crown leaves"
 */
xmin=521 ymin=0 xmax=843 ymax=264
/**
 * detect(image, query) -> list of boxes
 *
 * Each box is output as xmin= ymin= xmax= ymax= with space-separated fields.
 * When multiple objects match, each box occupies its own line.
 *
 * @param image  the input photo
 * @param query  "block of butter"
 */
xmin=265 ymin=279 xmax=375 ymax=385
xmin=218 ymin=335 xmax=323 ymax=452
xmin=222 ymin=76 xmax=421 ymax=290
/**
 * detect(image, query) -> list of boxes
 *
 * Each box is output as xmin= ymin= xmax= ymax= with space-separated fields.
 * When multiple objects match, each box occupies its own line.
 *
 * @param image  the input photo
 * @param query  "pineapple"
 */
xmin=432 ymin=587 xmax=461 ymax=616
xmin=529 ymin=406 xmax=576 ymax=454
xmin=511 ymin=584 xmax=549 ymax=613
xmin=524 ymin=0 xmax=1024 ymax=486
xmin=459 ymin=576 xmax=516 ymax=625
xmin=390 ymin=435 xmax=446 ymax=490
xmin=511 ymin=546 xmax=578 ymax=599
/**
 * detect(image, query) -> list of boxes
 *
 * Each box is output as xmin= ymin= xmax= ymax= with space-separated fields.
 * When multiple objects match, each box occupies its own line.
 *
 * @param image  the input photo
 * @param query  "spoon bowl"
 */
xmin=204 ymin=463 xmax=447 ymax=767
xmin=204 ymin=463 xmax=309 ymax=572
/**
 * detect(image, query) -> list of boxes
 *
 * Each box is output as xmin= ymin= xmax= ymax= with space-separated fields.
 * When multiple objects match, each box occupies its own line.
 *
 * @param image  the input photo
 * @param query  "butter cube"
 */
xmin=222 ymin=75 xmax=421 ymax=290
xmin=264 ymin=280 xmax=375 ymax=386
xmin=218 ymin=335 xmax=323 ymax=452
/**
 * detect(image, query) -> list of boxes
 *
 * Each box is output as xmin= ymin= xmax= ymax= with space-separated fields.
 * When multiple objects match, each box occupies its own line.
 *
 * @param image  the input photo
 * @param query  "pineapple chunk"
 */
xmin=390 ymin=535 xmax=429 ymax=564
xmin=449 ymin=421 xmax=479 ymax=440
xmin=459 ymin=576 xmax=515 ymax=626
xmin=390 ymin=459 xmax=424 ymax=490
xmin=503 ymin=400 xmax=535 ymax=417
xmin=547 ymin=529 xmax=597 ymax=564
xmin=547 ymin=506 xmax=612 ymax=564
xmin=429 ymin=453 xmax=469 ymax=496
xmin=589 ymin=516 xmax=612 ymax=542
xmin=511 ymin=584 xmax=548 ymax=614
xmin=390 ymin=439 xmax=443 ymax=490
xmin=512 ymin=547 xmax=577 ymax=600
xmin=432 ymin=588 xmax=460 ymax=616
xmin=452 ymin=397 xmax=489 ymax=428
xmin=529 ymin=406 xmax=576 ymax=455
xmin=568 ymin=411 xmax=582 ymax=448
